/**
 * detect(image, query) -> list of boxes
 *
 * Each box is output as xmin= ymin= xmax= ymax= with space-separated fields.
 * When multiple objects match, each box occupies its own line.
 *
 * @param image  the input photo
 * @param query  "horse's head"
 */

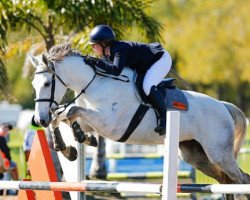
xmin=29 ymin=53 xmax=68 ymax=127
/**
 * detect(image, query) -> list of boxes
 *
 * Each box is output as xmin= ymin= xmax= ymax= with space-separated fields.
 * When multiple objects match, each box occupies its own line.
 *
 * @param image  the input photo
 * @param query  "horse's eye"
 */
xmin=44 ymin=81 xmax=51 ymax=87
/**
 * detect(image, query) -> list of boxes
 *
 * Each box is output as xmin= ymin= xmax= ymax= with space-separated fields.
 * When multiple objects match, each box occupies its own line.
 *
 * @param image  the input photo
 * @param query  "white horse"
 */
xmin=29 ymin=43 xmax=250 ymax=200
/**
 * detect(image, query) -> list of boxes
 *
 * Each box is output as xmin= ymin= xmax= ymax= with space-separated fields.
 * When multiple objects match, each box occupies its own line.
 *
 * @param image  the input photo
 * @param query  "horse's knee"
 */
xmin=66 ymin=106 xmax=80 ymax=120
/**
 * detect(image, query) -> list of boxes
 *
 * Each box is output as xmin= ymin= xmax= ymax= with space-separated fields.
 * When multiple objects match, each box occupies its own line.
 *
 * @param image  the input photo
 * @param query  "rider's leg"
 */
xmin=143 ymin=51 xmax=172 ymax=135
xmin=148 ymin=86 xmax=167 ymax=135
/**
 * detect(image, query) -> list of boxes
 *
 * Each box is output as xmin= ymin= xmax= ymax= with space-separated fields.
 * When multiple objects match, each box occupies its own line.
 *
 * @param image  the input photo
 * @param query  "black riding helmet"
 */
xmin=89 ymin=25 xmax=115 ymax=46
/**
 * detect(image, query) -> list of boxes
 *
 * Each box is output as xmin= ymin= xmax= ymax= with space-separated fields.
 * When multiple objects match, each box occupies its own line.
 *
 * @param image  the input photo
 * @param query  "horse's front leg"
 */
xmin=50 ymin=119 xmax=66 ymax=151
xmin=50 ymin=126 xmax=66 ymax=151
xmin=55 ymin=106 xmax=85 ymax=143
xmin=50 ymin=120 xmax=77 ymax=161
xmin=67 ymin=106 xmax=105 ymax=128
xmin=66 ymin=107 xmax=98 ymax=147
xmin=69 ymin=120 xmax=86 ymax=143
xmin=67 ymin=106 xmax=107 ymax=179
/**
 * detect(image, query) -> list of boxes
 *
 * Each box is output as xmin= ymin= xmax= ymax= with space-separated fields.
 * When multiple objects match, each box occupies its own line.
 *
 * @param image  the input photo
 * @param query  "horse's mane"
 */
xmin=47 ymin=42 xmax=83 ymax=62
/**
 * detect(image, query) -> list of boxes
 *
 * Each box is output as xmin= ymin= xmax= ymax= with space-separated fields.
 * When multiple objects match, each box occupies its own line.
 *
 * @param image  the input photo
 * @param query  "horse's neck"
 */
xmin=83 ymin=69 xmax=137 ymax=109
xmin=61 ymin=56 xmax=139 ymax=110
xmin=60 ymin=56 xmax=95 ymax=92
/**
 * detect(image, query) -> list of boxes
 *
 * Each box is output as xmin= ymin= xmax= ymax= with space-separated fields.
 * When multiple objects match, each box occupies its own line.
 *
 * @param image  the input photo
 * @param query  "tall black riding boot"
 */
xmin=148 ymin=86 xmax=166 ymax=135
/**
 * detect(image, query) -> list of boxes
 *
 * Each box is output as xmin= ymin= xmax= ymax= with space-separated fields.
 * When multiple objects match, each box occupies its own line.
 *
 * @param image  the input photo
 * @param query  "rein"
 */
xmin=34 ymin=56 xmax=130 ymax=116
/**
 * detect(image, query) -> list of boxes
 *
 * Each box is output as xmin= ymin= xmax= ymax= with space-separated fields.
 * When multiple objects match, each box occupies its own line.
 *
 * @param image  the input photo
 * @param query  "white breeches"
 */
xmin=143 ymin=51 xmax=172 ymax=95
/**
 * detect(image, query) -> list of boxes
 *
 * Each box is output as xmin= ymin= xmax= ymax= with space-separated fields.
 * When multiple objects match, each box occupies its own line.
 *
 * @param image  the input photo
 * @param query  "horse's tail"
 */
xmin=223 ymin=102 xmax=248 ymax=159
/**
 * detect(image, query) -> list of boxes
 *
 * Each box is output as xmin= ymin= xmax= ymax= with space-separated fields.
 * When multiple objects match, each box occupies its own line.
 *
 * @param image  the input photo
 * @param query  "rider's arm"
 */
xmin=96 ymin=50 xmax=126 ymax=76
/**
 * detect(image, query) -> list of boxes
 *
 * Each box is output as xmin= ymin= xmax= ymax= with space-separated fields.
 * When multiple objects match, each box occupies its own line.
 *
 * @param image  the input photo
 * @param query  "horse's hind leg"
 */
xmin=179 ymin=140 xmax=236 ymax=200
xmin=208 ymin=152 xmax=250 ymax=200
xmin=89 ymin=135 xmax=107 ymax=180
xmin=240 ymin=168 xmax=250 ymax=199
xmin=200 ymin=132 xmax=250 ymax=200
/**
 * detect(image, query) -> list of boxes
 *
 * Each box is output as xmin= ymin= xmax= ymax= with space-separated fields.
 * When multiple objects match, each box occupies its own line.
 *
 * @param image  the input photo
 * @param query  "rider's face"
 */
xmin=0 ymin=126 xmax=10 ymax=137
xmin=92 ymin=43 xmax=103 ymax=56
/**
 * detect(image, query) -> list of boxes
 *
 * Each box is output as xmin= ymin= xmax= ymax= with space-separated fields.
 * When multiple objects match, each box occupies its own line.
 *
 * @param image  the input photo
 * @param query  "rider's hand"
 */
xmin=84 ymin=55 xmax=99 ymax=66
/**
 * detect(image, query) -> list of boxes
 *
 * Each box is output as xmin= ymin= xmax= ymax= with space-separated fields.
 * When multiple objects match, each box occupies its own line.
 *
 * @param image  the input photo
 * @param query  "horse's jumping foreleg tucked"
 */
xmin=69 ymin=120 xmax=98 ymax=147
xmin=70 ymin=121 xmax=86 ymax=143
xmin=49 ymin=120 xmax=78 ymax=161
xmin=55 ymin=105 xmax=98 ymax=147
xmin=65 ymin=106 xmax=98 ymax=147
xmin=67 ymin=106 xmax=107 ymax=132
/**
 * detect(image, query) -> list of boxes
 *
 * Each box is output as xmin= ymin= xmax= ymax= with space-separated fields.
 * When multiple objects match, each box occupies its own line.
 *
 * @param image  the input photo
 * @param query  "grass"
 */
xmin=8 ymin=129 xmax=26 ymax=179
xmin=244 ymin=124 xmax=250 ymax=147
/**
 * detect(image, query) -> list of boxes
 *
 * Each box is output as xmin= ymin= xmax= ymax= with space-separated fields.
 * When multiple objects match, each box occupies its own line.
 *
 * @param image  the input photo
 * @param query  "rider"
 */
xmin=84 ymin=25 xmax=172 ymax=135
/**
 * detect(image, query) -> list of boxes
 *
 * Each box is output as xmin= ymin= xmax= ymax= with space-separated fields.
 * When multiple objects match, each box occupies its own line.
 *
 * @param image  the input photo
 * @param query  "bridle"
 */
xmin=34 ymin=61 xmax=97 ymax=116
xmin=34 ymin=56 xmax=130 ymax=116
xmin=34 ymin=64 xmax=67 ymax=109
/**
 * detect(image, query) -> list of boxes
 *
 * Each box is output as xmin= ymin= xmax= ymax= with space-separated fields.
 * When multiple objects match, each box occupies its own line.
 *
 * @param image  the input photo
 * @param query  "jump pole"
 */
xmin=0 ymin=180 xmax=162 ymax=194
xmin=162 ymin=111 xmax=180 ymax=200
xmin=1 ymin=180 xmax=250 ymax=194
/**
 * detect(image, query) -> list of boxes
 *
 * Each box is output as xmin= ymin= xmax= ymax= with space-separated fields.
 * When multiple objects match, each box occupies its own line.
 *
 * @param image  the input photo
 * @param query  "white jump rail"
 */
xmin=1 ymin=180 xmax=250 ymax=194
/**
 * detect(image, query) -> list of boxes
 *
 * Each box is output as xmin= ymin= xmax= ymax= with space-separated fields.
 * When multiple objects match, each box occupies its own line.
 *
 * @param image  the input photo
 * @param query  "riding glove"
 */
xmin=84 ymin=55 xmax=99 ymax=66
xmin=85 ymin=55 xmax=122 ymax=76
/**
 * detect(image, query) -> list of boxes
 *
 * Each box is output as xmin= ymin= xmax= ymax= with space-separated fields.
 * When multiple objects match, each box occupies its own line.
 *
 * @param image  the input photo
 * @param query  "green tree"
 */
xmin=0 ymin=0 xmax=162 ymax=106
xmin=1 ymin=0 xmax=161 ymax=50
xmin=0 ymin=4 xmax=8 ymax=94
xmin=162 ymin=0 xmax=250 ymax=84
xmin=155 ymin=0 xmax=250 ymax=111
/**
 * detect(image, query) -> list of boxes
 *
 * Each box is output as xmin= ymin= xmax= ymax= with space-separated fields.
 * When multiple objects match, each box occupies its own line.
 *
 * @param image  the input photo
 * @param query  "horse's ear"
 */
xmin=42 ymin=54 xmax=49 ymax=66
xmin=27 ymin=53 xmax=39 ymax=68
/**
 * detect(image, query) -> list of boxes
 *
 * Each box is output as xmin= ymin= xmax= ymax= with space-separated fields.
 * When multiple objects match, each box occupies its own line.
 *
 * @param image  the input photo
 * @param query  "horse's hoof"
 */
xmin=53 ymin=144 xmax=66 ymax=152
xmin=61 ymin=146 xmax=78 ymax=161
xmin=53 ymin=145 xmax=60 ymax=151
xmin=88 ymin=174 xmax=107 ymax=180
xmin=85 ymin=135 xmax=98 ymax=147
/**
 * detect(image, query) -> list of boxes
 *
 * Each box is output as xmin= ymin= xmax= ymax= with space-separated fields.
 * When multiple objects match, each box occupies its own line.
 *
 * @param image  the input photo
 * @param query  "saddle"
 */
xmin=116 ymin=72 xmax=189 ymax=142
xmin=117 ymin=74 xmax=189 ymax=142
xmin=135 ymin=73 xmax=188 ymax=111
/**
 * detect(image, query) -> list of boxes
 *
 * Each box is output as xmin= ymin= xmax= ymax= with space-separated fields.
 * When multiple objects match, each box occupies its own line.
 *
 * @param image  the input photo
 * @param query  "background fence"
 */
xmin=9 ymin=139 xmax=250 ymax=183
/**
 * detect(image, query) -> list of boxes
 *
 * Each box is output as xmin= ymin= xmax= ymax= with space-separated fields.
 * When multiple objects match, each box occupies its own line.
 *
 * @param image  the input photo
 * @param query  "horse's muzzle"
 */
xmin=39 ymin=119 xmax=50 ymax=127
xmin=36 ymin=112 xmax=52 ymax=128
